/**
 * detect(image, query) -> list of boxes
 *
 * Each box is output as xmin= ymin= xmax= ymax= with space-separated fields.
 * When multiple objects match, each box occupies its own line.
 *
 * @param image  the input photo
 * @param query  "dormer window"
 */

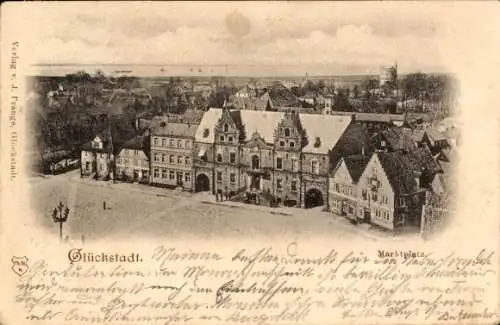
xmin=224 ymin=124 xmax=228 ymax=132
xmin=285 ymin=128 xmax=290 ymax=137
xmin=203 ymin=128 xmax=209 ymax=138
xmin=314 ymin=137 xmax=321 ymax=148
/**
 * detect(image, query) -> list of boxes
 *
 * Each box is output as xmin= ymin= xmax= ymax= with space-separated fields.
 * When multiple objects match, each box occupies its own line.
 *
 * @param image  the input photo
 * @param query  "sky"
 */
xmin=14 ymin=2 xmax=480 ymax=76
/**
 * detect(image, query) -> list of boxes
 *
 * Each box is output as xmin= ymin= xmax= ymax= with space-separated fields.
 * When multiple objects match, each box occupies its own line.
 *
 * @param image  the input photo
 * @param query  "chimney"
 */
xmin=351 ymin=114 xmax=356 ymax=122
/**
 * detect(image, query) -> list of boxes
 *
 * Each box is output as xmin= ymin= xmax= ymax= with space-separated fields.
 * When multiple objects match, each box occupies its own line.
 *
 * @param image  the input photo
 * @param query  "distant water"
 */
xmin=28 ymin=63 xmax=382 ymax=79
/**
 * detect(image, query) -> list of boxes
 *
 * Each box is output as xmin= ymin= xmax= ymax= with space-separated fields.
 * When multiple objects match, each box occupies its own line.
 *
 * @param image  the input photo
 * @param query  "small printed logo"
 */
xmin=11 ymin=256 xmax=29 ymax=276
xmin=68 ymin=248 xmax=83 ymax=264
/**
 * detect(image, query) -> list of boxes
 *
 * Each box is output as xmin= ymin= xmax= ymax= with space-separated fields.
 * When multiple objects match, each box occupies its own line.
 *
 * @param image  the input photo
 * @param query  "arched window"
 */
xmin=251 ymin=155 xmax=260 ymax=169
xmin=224 ymin=124 xmax=228 ymax=132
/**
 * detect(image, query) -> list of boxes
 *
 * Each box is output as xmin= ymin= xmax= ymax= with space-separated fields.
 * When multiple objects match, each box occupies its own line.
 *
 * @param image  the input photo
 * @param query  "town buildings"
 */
xmin=78 ymin=104 xmax=454 ymax=234
xmin=192 ymin=107 xmax=355 ymax=208
xmin=80 ymin=116 xmax=137 ymax=180
xmin=150 ymin=121 xmax=198 ymax=191
xmin=115 ymin=135 xmax=150 ymax=183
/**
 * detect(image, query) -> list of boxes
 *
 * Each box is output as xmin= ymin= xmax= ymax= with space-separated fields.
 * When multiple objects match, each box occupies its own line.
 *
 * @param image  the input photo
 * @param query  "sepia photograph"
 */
xmin=24 ymin=4 xmax=460 ymax=243
xmin=1 ymin=2 xmax=498 ymax=325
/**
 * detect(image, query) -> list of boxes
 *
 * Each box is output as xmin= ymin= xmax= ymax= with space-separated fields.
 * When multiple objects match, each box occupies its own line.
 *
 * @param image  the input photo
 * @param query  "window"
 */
xmin=219 ymin=135 xmax=224 ymax=142
xmin=372 ymin=192 xmax=378 ymax=202
xmin=185 ymin=140 xmax=191 ymax=149
xmin=335 ymin=183 xmax=340 ymax=192
xmin=162 ymin=139 xmax=167 ymax=147
xmin=161 ymin=154 xmax=166 ymax=163
xmin=399 ymin=197 xmax=406 ymax=206
xmin=169 ymin=139 xmax=175 ymax=147
xmin=162 ymin=168 xmax=167 ymax=179
xmin=224 ymin=124 xmax=229 ymax=132
xmin=292 ymin=159 xmax=298 ymax=172
xmin=154 ymin=153 xmax=159 ymax=162
xmin=203 ymin=128 xmax=209 ymax=138
xmin=277 ymin=178 xmax=283 ymax=191
xmin=230 ymin=152 xmax=236 ymax=163
xmin=230 ymin=173 xmax=236 ymax=183
xmin=177 ymin=140 xmax=182 ymax=149
xmin=85 ymin=162 xmax=90 ymax=170
xmin=285 ymin=128 xmax=290 ymax=137
xmin=312 ymin=161 xmax=319 ymax=174
xmin=348 ymin=206 xmax=354 ymax=214
xmin=291 ymin=180 xmax=297 ymax=192
xmin=169 ymin=171 xmax=175 ymax=180
xmin=362 ymin=189 xmax=368 ymax=200
xmin=135 ymin=150 xmax=139 ymax=156
xmin=216 ymin=171 xmax=222 ymax=182
xmin=228 ymin=136 xmax=233 ymax=142
xmin=185 ymin=173 xmax=191 ymax=183
xmin=154 ymin=138 xmax=159 ymax=146
xmin=169 ymin=155 xmax=174 ymax=164
xmin=154 ymin=168 xmax=159 ymax=178
xmin=185 ymin=157 xmax=191 ymax=165
xmin=177 ymin=156 xmax=182 ymax=164
xmin=279 ymin=141 xmax=285 ymax=147
xmin=314 ymin=137 xmax=321 ymax=148
xmin=276 ymin=157 xmax=283 ymax=169
xmin=290 ymin=141 xmax=295 ymax=148
xmin=217 ymin=154 xmax=223 ymax=163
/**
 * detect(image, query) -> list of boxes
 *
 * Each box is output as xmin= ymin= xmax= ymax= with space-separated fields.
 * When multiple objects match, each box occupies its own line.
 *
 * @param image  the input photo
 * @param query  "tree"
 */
xmin=352 ymin=85 xmax=360 ymax=99
xmin=333 ymin=88 xmax=353 ymax=112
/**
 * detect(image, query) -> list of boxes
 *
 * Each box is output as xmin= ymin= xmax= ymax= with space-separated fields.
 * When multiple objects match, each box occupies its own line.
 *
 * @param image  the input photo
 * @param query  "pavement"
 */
xmin=30 ymin=170 xmax=422 ymax=242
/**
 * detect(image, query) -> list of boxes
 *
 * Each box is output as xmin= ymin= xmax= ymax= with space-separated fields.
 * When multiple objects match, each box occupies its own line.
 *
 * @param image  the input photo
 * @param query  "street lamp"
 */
xmin=52 ymin=201 xmax=70 ymax=240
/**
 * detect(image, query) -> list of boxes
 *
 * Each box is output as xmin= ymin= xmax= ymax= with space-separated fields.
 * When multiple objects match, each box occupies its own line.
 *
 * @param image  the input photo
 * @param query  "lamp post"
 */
xmin=52 ymin=201 xmax=70 ymax=240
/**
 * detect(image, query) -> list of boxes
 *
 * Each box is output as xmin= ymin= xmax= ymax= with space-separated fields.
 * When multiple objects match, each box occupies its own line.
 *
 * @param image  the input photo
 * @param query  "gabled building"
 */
xmin=356 ymin=150 xmax=438 ymax=231
xmin=329 ymin=155 xmax=370 ymax=220
xmin=192 ymin=107 xmax=354 ymax=208
xmin=80 ymin=116 xmax=137 ymax=180
xmin=115 ymin=135 xmax=150 ymax=183
xmin=193 ymin=109 xmax=223 ymax=192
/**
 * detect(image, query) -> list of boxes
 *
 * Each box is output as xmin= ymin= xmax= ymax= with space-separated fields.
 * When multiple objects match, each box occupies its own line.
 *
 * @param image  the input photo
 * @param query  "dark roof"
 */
xmin=151 ymin=122 xmax=198 ymax=138
xmin=407 ymin=146 xmax=442 ymax=175
xmin=377 ymin=146 xmax=441 ymax=195
xmin=381 ymin=127 xmax=418 ymax=152
xmin=344 ymin=155 xmax=370 ymax=182
xmin=226 ymin=94 xmax=272 ymax=111
xmin=330 ymin=122 xmax=372 ymax=169
xmin=121 ymin=135 xmax=146 ymax=150
xmin=377 ymin=151 xmax=419 ymax=195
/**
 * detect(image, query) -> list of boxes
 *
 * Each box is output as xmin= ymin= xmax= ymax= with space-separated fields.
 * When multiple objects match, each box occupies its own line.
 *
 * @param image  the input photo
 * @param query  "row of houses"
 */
xmin=80 ymin=108 xmax=455 ymax=232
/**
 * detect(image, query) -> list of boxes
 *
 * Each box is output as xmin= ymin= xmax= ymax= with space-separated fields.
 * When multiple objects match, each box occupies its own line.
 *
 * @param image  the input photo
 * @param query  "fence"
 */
xmin=420 ymin=191 xmax=455 ymax=237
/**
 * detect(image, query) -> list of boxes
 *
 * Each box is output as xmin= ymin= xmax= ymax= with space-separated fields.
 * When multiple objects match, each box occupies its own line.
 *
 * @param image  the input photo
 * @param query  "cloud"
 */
xmin=24 ymin=2 xmax=453 ymax=73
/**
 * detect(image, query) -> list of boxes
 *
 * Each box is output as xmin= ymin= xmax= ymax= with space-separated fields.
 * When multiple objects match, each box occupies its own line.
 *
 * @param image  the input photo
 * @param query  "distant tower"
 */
xmin=379 ymin=63 xmax=398 ymax=87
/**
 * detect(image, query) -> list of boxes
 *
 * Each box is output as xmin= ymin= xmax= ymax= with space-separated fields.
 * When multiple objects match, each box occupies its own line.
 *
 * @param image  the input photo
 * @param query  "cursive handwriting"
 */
xmin=13 ymin=245 xmax=498 ymax=324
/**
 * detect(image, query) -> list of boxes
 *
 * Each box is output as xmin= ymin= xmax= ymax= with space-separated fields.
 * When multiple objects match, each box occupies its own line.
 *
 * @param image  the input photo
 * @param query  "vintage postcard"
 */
xmin=1 ymin=2 xmax=499 ymax=325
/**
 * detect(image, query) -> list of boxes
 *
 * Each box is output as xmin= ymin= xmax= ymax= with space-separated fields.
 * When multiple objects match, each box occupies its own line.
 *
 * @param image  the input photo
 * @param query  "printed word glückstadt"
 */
xmin=68 ymin=248 xmax=142 ymax=264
